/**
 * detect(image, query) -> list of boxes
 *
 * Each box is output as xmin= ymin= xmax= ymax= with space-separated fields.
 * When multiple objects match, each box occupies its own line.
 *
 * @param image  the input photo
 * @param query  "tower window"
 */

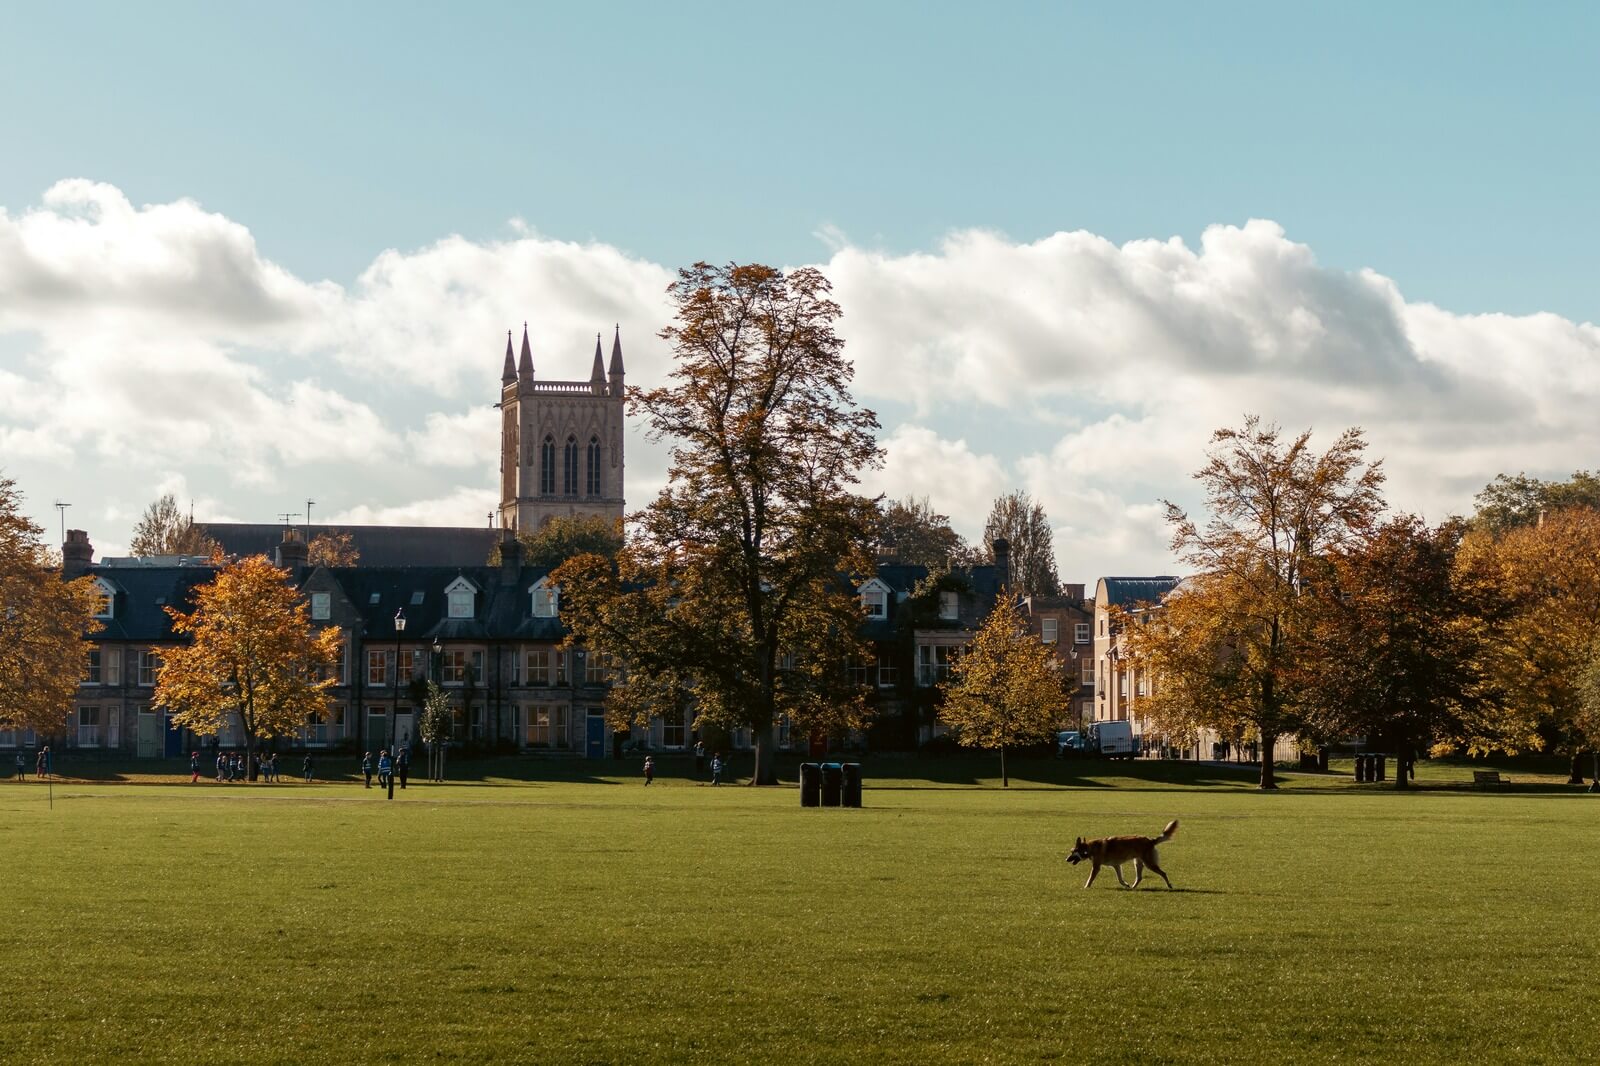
xmin=563 ymin=436 xmax=578 ymax=496
xmin=540 ymin=436 xmax=555 ymax=495
xmin=586 ymin=436 xmax=602 ymax=496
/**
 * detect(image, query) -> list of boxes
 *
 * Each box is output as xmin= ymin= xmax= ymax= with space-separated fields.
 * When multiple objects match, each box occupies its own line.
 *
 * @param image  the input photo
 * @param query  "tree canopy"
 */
xmin=307 ymin=530 xmax=360 ymax=567
xmin=878 ymin=496 xmax=975 ymax=570
xmin=156 ymin=556 xmax=343 ymax=770
xmin=1471 ymin=471 xmax=1600 ymax=535
xmin=130 ymin=493 xmax=217 ymax=557
xmin=981 ymin=492 xmax=1059 ymax=596
xmin=939 ymin=593 xmax=1064 ymax=786
xmin=0 ymin=477 xmax=101 ymax=735
xmin=553 ymin=262 xmax=882 ymax=784
xmin=1126 ymin=416 xmax=1385 ymax=789
xmin=494 ymin=514 xmax=623 ymax=568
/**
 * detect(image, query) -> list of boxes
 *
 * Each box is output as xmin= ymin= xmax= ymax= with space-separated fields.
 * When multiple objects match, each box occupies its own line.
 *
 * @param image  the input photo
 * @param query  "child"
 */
xmin=302 ymin=753 xmax=314 ymax=783
xmin=377 ymin=749 xmax=392 ymax=790
xmin=361 ymin=751 xmax=373 ymax=788
xmin=190 ymin=751 xmax=200 ymax=784
xmin=710 ymin=753 xmax=723 ymax=786
xmin=643 ymin=755 xmax=655 ymax=786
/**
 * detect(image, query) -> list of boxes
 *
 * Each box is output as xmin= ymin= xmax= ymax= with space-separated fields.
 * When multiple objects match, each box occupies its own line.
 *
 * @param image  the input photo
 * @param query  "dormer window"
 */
xmin=858 ymin=579 xmax=889 ymax=619
xmin=310 ymin=592 xmax=331 ymax=621
xmin=531 ymin=578 xmax=559 ymax=618
xmin=91 ymin=578 xmax=116 ymax=619
xmin=444 ymin=577 xmax=478 ymax=620
xmin=938 ymin=591 xmax=959 ymax=621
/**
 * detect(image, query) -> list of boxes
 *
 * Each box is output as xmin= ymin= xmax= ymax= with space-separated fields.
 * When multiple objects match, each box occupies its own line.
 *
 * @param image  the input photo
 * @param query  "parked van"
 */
xmin=1088 ymin=720 xmax=1137 ymax=760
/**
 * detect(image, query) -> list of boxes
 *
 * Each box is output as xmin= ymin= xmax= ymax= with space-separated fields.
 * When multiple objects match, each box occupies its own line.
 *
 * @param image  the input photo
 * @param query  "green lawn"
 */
xmin=3 ymin=757 xmax=1595 ymax=1064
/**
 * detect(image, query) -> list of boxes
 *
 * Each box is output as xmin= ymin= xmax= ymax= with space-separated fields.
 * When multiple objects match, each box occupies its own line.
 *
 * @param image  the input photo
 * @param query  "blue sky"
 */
xmin=2 ymin=3 xmax=1598 ymax=578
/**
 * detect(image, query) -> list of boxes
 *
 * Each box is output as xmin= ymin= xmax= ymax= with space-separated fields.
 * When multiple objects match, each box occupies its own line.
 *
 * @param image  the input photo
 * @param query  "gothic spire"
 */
xmin=501 ymin=330 xmax=516 ymax=385
xmin=608 ymin=324 xmax=625 ymax=396
xmin=517 ymin=322 xmax=533 ymax=380
xmin=590 ymin=332 xmax=607 ymax=391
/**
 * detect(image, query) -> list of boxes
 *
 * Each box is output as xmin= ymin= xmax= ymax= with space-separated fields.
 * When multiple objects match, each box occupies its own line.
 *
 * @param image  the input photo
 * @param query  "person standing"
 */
xmin=190 ymin=751 xmax=200 ymax=783
xmin=643 ymin=755 xmax=655 ymax=786
xmin=361 ymin=752 xmax=373 ymax=788
xmin=302 ymin=753 xmax=314 ymax=783
xmin=710 ymin=752 xmax=723 ymax=786
xmin=377 ymin=749 xmax=392 ymax=790
xmin=215 ymin=750 xmax=225 ymax=782
xmin=14 ymin=750 xmax=24 ymax=781
xmin=396 ymin=747 xmax=409 ymax=790
xmin=694 ymin=740 xmax=706 ymax=778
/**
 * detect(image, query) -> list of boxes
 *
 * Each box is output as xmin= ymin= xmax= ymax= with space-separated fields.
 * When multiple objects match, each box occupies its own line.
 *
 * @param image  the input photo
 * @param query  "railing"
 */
xmin=531 ymin=380 xmax=599 ymax=394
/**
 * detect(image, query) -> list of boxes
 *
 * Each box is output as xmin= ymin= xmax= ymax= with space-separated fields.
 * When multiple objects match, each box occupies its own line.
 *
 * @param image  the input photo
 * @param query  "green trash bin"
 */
xmin=841 ymin=762 xmax=862 ymax=808
xmin=799 ymin=762 xmax=821 ymax=807
xmin=820 ymin=763 xmax=843 ymax=807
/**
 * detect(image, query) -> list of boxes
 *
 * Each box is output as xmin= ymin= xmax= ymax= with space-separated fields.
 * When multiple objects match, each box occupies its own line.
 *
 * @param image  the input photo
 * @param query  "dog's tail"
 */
xmin=1157 ymin=819 xmax=1179 ymax=842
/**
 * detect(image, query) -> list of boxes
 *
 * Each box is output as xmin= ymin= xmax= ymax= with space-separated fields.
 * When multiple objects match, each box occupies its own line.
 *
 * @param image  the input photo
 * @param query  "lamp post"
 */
xmin=432 ymin=637 xmax=442 ymax=782
xmin=391 ymin=608 xmax=405 ymax=801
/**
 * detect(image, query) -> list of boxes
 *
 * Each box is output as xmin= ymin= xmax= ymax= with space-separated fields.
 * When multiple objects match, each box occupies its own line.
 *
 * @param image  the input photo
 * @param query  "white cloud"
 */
xmin=5 ymin=180 xmax=1600 ymax=582
xmin=325 ymin=486 xmax=499 ymax=528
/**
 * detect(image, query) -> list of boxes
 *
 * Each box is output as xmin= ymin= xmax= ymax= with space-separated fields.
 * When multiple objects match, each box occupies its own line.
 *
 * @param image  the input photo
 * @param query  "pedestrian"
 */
xmin=269 ymin=752 xmax=279 ymax=782
xmin=14 ymin=750 xmax=24 ymax=781
xmin=190 ymin=751 xmax=200 ymax=783
xmin=216 ymin=751 xmax=225 ymax=782
xmin=643 ymin=755 xmax=655 ymax=786
xmin=710 ymin=752 xmax=723 ymax=786
xmin=397 ymin=747 xmax=409 ymax=790
xmin=302 ymin=753 xmax=314 ymax=783
xmin=37 ymin=746 xmax=49 ymax=778
xmin=377 ymin=749 xmax=392 ymax=790
xmin=694 ymin=740 xmax=705 ymax=778
xmin=361 ymin=752 xmax=373 ymax=788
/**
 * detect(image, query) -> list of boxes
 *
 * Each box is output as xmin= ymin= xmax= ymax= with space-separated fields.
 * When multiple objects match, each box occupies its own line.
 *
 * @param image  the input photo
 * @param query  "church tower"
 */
xmin=498 ymin=323 xmax=627 ymax=531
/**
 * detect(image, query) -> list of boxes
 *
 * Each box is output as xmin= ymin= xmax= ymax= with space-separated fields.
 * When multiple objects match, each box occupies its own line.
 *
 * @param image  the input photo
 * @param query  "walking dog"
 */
xmin=1065 ymin=820 xmax=1178 ymax=889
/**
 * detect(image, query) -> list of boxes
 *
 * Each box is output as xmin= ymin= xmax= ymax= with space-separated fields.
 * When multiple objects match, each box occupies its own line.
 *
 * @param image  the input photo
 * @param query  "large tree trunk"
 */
xmin=750 ymin=717 xmax=779 ymax=786
xmin=1258 ymin=730 xmax=1278 ymax=790
xmin=1568 ymin=752 xmax=1585 ymax=786
xmin=1000 ymin=744 xmax=1008 ymax=788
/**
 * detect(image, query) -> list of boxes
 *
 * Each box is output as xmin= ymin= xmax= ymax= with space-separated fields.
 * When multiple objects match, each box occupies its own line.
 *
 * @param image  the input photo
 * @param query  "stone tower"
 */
xmin=498 ymin=324 xmax=627 ymax=531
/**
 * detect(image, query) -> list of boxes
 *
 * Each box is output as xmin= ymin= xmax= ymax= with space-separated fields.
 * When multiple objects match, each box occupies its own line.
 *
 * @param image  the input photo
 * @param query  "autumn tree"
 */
xmin=130 ymin=493 xmax=217 ymax=557
xmin=418 ymin=680 xmax=453 ymax=783
xmin=1471 ymin=471 xmax=1600 ymax=535
xmin=878 ymin=496 xmax=976 ymax=570
xmin=939 ymin=593 xmax=1064 ymax=787
xmin=307 ymin=530 xmax=360 ymax=567
xmin=1456 ymin=506 xmax=1600 ymax=781
xmin=1576 ymin=639 xmax=1600 ymax=790
xmin=553 ymin=262 xmax=882 ymax=785
xmin=1298 ymin=517 xmax=1489 ymax=788
xmin=982 ymin=492 xmax=1060 ymax=597
xmin=491 ymin=514 xmax=623 ymax=568
xmin=1124 ymin=417 xmax=1385 ymax=789
xmin=156 ymin=556 xmax=342 ymax=776
xmin=0 ymin=477 xmax=101 ymax=736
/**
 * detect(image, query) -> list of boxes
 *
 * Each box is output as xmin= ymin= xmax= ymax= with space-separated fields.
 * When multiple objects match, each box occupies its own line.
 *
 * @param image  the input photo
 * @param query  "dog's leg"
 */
xmin=1131 ymin=859 xmax=1144 ymax=889
xmin=1084 ymin=862 xmax=1100 ymax=889
xmin=1146 ymin=854 xmax=1174 ymax=890
xmin=1113 ymin=863 xmax=1130 ymax=888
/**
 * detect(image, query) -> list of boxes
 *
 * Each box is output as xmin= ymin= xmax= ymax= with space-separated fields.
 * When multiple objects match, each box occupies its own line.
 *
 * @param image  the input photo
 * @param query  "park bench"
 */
xmin=1472 ymin=770 xmax=1510 ymax=789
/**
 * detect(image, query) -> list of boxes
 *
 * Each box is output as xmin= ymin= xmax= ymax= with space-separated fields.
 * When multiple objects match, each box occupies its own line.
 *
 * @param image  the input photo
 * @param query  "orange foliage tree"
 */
xmin=156 ymin=556 xmax=342 ymax=774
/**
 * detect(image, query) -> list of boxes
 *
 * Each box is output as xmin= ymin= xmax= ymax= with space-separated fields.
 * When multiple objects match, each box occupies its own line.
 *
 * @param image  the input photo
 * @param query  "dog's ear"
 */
xmin=1074 ymin=837 xmax=1083 ymax=846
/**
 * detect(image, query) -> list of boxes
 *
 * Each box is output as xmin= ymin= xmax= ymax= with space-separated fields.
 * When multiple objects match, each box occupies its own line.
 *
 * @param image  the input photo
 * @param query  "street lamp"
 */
xmin=391 ymin=608 xmax=405 ymax=801
xmin=431 ymin=637 xmax=443 ymax=783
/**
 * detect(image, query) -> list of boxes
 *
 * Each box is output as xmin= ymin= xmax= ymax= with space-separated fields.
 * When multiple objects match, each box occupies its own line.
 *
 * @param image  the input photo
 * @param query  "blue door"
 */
xmin=585 ymin=713 xmax=606 ymax=759
xmin=163 ymin=714 xmax=185 ymax=757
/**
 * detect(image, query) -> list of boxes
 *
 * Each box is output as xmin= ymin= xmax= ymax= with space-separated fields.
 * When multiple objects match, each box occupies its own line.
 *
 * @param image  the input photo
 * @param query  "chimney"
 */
xmin=275 ymin=528 xmax=309 ymax=571
xmin=991 ymin=537 xmax=1011 ymax=587
xmin=499 ymin=529 xmax=523 ymax=586
xmin=63 ymin=529 xmax=94 ymax=579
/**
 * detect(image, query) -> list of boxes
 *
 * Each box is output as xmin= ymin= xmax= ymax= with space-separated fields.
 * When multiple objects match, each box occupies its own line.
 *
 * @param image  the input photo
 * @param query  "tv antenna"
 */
xmin=277 ymin=512 xmax=297 ymax=528
xmin=54 ymin=500 xmax=70 ymax=543
xmin=306 ymin=499 xmax=315 ymax=526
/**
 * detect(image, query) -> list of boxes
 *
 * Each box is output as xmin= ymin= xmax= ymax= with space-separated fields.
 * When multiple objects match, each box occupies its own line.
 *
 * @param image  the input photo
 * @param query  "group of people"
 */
xmin=642 ymin=741 xmax=727 ymax=786
xmin=192 ymin=750 xmax=316 ymax=783
xmin=360 ymin=747 xmax=410 ymax=789
xmin=13 ymin=748 xmax=49 ymax=779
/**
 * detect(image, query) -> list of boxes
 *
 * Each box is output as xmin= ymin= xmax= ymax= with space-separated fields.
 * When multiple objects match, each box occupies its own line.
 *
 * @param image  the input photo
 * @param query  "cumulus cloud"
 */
xmin=325 ymin=486 xmax=499 ymax=528
xmin=4 ymin=180 xmax=1599 ymax=582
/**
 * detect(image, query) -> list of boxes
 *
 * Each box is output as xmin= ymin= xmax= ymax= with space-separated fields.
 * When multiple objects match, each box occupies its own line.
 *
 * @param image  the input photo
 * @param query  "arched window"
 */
xmin=586 ymin=436 xmax=602 ymax=496
xmin=563 ymin=436 xmax=579 ymax=496
xmin=539 ymin=436 xmax=555 ymax=495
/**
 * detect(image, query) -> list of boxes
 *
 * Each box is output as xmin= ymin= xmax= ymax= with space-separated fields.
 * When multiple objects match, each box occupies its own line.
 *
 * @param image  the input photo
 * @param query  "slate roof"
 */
xmin=1098 ymin=576 xmax=1181 ymax=609
xmin=200 ymin=523 xmax=499 ymax=568
xmin=87 ymin=565 xmax=221 ymax=642
xmin=317 ymin=565 xmax=567 ymax=642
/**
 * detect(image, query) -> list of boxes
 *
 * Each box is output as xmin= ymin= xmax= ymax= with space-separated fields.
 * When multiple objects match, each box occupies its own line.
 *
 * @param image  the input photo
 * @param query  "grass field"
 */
xmin=3 ymin=755 xmax=1596 ymax=1064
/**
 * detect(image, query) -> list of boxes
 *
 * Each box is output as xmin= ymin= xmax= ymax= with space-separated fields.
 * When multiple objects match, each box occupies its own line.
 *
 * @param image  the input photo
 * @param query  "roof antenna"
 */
xmin=54 ymin=500 xmax=70 ymax=544
xmin=307 ymin=499 xmax=315 ymax=527
xmin=487 ymin=512 xmax=495 ymax=528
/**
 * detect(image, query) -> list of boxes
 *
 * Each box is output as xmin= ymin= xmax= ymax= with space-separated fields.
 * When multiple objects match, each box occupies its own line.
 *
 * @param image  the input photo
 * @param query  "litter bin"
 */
xmin=841 ymin=762 xmax=862 ymax=808
xmin=1354 ymin=754 xmax=1367 ymax=783
xmin=1375 ymin=754 xmax=1386 ymax=782
xmin=799 ymin=762 xmax=821 ymax=807
xmin=820 ymin=762 xmax=843 ymax=807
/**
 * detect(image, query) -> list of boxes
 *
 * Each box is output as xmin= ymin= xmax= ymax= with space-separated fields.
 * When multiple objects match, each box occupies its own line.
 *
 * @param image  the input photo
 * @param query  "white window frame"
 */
xmin=90 ymin=578 xmax=116 ymax=620
xmin=938 ymin=591 xmax=959 ymax=621
xmin=444 ymin=577 xmax=477 ymax=620
xmin=84 ymin=648 xmax=102 ymax=685
xmin=530 ymin=579 xmax=559 ymax=618
xmin=526 ymin=649 xmax=551 ymax=686
xmin=138 ymin=651 xmax=161 ymax=687
xmin=1075 ymin=623 xmax=1090 ymax=644
xmin=78 ymin=706 xmax=101 ymax=747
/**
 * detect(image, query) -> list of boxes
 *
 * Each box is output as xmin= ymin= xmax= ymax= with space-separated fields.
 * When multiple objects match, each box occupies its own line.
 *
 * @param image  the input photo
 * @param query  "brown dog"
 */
xmin=1065 ymin=820 xmax=1178 ymax=889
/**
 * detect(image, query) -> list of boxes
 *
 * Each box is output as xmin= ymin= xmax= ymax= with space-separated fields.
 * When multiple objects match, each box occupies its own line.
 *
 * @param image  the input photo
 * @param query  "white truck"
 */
xmin=1088 ymin=720 xmax=1137 ymax=760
